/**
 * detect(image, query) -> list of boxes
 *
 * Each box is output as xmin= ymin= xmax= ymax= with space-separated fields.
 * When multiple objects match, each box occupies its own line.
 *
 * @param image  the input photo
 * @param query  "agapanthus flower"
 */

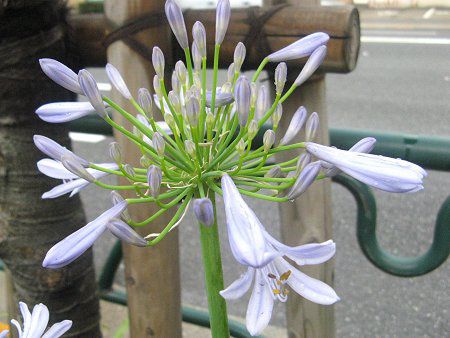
xmin=220 ymin=174 xmax=338 ymax=335
xmin=306 ymin=142 xmax=426 ymax=192
xmin=0 ymin=302 xmax=72 ymax=338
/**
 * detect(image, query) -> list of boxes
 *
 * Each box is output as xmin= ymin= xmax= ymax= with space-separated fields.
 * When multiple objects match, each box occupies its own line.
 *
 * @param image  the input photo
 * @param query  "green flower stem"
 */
xmin=251 ymin=57 xmax=269 ymax=82
xmin=94 ymin=181 xmax=139 ymax=191
xmin=207 ymin=128 xmax=243 ymax=170
xmin=209 ymin=44 xmax=221 ymax=124
xmin=89 ymin=164 xmax=125 ymax=176
xmin=257 ymin=93 xmax=281 ymax=129
xmin=147 ymin=192 xmax=192 ymax=245
xmin=279 ymin=83 xmax=298 ymax=104
xmin=126 ymin=188 xmax=188 ymax=205
xmin=208 ymin=180 xmax=289 ymax=202
xmin=127 ymin=190 xmax=189 ymax=227
xmin=236 ymin=175 xmax=294 ymax=183
xmin=234 ymin=179 xmax=294 ymax=190
xmin=198 ymin=57 xmax=208 ymax=145
xmin=197 ymin=192 xmax=230 ymax=337
xmin=184 ymin=47 xmax=194 ymax=86
xmin=160 ymin=80 xmax=188 ymax=142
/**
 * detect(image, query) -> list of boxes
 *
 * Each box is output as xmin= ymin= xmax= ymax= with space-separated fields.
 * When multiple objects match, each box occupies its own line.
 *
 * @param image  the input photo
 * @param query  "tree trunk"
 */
xmin=0 ymin=1 xmax=101 ymax=336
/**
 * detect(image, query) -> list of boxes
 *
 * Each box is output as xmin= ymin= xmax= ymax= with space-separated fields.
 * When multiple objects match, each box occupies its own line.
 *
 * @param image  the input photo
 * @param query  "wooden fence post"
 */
xmin=104 ymin=1 xmax=182 ymax=337
xmin=265 ymin=0 xmax=336 ymax=337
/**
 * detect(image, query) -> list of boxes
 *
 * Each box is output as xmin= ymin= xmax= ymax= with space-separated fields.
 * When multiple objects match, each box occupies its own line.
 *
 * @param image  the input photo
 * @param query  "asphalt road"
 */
xmin=68 ymin=6 xmax=449 ymax=338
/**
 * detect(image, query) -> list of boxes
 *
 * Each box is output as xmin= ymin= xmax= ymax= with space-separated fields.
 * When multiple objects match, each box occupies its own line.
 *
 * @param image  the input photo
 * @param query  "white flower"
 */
xmin=6 ymin=302 xmax=72 ymax=338
xmin=35 ymin=102 xmax=99 ymax=123
xmin=306 ymin=142 xmax=427 ymax=193
xmin=220 ymin=174 xmax=339 ymax=336
xmin=37 ymin=159 xmax=118 ymax=199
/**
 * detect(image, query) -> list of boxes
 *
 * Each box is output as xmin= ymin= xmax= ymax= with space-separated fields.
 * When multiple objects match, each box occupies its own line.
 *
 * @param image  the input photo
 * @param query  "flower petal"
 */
xmin=41 ymin=320 xmax=72 ymax=338
xmin=245 ymin=270 xmax=274 ymax=336
xmin=27 ymin=303 xmax=50 ymax=338
xmin=11 ymin=319 xmax=22 ymax=337
xmin=107 ymin=219 xmax=148 ymax=247
xmin=0 ymin=330 xmax=9 ymax=338
xmin=42 ymin=179 xmax=90 ymax=199
xmin=36 ymin=102 xmax=95 ymax=123
xmin=43 ymin=201 xmax=127 ymax=268
xmin=34 ymin=135 xmax=89 ymax=166
xmin=220 ymin=267 xmax=255 ymax=300
xmin=221 ymin=174 xmax=278 ymax=268
xmin=274 ymin=258 xmax=339 ymax=305
xmin=19 ymin=302 xmax=31 ymax=337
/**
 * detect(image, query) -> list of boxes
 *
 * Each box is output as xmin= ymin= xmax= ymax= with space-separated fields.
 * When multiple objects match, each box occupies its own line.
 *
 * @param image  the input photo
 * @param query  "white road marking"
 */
xmin=69 ymin=132 xmax=106 ymax=143
xmin=361 ymin=36 xmax=450 ymax=45
xmin=423 ymin=8 xmax=435 ymax=20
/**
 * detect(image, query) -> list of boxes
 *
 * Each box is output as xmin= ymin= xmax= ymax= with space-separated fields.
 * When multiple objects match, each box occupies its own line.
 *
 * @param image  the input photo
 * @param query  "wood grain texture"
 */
xmin=104 ymin=1 xmax=182 ymax=337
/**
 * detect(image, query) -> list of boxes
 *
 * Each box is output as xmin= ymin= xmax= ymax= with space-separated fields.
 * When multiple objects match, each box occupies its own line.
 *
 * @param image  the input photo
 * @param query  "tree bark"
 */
xmin=0 ymin=1 xmax=101 ymax=336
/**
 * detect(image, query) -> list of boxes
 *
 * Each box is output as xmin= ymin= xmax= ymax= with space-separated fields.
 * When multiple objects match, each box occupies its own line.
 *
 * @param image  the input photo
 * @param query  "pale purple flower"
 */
xmin=215 ymin=0 xmax=231 ymax=45
xmin=138 ymin=88 xmax=154 ymax=118
xmin=193 ymin=198 xmax=214 ymax=227
xmin=78 ymin=69 xmax=107 ymax=117
xmin=234 ymin=42 xmax=246 ymax=72
xmin=165 ymin=0 xmax=189 ymax=49
xmin=267 ymin=32 xmax=329 ymax=62
xmin=192 ymin=21 xmax=207 ymax=57
xmin=205 ymin=88 xmax=234 ymax=108
xmin=278 ymin=106 xmax=307 ymax=146
xmin=306 ymin=142 xmax=427 ymax=193
xmin=35 ymin=101 xmax=102 ymax=123
xmin=274 ymin=62 xmax=287 ymax=95
xmin=305 ymin=111 xmax=319 ymax=141
xmin=34 ymin=135 xmax=89 ymax=166
xmin=234 ymin=76 xmax=251 ymax=126
xmin=324 ymin=137 xmax=376 ymax=177
xmin=147 ymin=165 xmax=162 ymax=198
xmin=255 ymin=85 xmax=269 ymax=121
xmin=221 ymin=174 xmax=278 ymax=268
xmin=39 ymin=58 xmax=83 ymax=95
xmin=294 ymin=45 xmax=327 ymax=87
xmin=61 ymin=154 xmax=95 ymax=183
xmin=106 ymin=63 xmax=132 ymax=99
xmin=43 ymin=200 xmax=128 ymax=268
xmin=286 ymin=161 xmax=322 ymax=200
xmin=220 ymin=174 xmax=339 ymax=335
xmin=107 ymin=218 xmax=147 ymax=247
xmin=37 ymin=159 xmax=118 ymax=198
xmin=152 ymin=47 xmax=165 ymax=78
xmin=6 ymin=302 xmax=72 ymax=338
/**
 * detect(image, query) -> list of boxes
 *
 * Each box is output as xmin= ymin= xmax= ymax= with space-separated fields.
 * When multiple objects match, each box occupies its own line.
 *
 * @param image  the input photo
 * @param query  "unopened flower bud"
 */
xmin=265 ymin=165 xmax=283 ymax=178
xmin=193 ymin=73 xmax=202 ymax=89
xmin=294 ymin=45 xmax=327 ymax=87
xmin=221 ymin=82 xmax=232 ymax=94
xmin=279 ymin=106 xmax=307 ymax=146
xmin=255 ymin=85 xmax=269 ymax=121
xmin=227 ymin=63 xmax=235 ymax=82
xmin=164 ymin=113 xmax=176 ymax=131
xmin=147 ymin=165 xmax=162 ymax=198
xmin=305 ymin=112 xmax=319 ymax=141
xmin=152 ymin=47 xmax=165 ymax=78
xmin=123 ymin=164 xmax=135 ymax=178
xmin=61 ymin=154 xmax=95 ymax=182
xmin=184 ymin=140 xmax=196 ymax=157
xmin=78 ymin=69 xmax=107 ymax=118
xmin=215 ymin=0 xmax=231 ymax=45
xmin=39 ymin=58 xmax=83 ymax=94
xmin=295 ymin=153 xmax=311 ymax=176
xmin=236 ymin=139 xmax=246 ymax=155
xmin=233 ymin=42 xmax=246 ymax=72
xmin=109 ymin=142 xmax=122 ymax=163
xmin=193 ymin=21 xmax=207 ymax=57
xmin=268 ymin=32 xmax=329 ymax=62
xmin=106 ymin=63 xmax=132 ymax=99
xmin=272 ymin=103 xmax=283 ymax=128
xmin=132 ymin=126 xmax=143 ymax=139
xmin=165 ymin=0 xmax=189 ymax=49
xmin=172 ymin=72 xmax=181 ymax=94
xmin=175 ymin=60 xmax=187 ymax=85
xmin=111 ymin=191 xmax=131 ymax=222
xmin=248 ymin=119 xmax=258 ymax=140
xmin=192 ymin=43 xmax=202 ymax=72
xmin=168 ymin=91 xmax=181 ymax=113
xmin=140 ymin=156 xmax=152 ymax=168
xmin=138 ymin=88 xmax=154 ymax=118
xmin=107 ymin=218 xmax=147 ymax=246
xmin=153 ymin=75 xmax=162 ymax=98
xmin=274 ymin=62 xmax=287 ymax=95
xmin=263 ymin=129 xmax=275 ymax=152
xmin=234 ymin=76 xmax=251 ymax=126
xmin=152 ymin=132 xmax=165 ymax=156
xmin=186 ymin=96 xmax=200 ymax=126
xmin=193 ymin=198 xmax=214 ymax=227
xmin=287 ymin=161 xmax=321 ymax=200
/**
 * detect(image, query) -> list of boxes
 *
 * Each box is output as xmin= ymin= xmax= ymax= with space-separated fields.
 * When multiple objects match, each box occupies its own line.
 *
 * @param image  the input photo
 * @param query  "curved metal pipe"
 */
xmin=333 ymin=174 xmax=450 ymax=277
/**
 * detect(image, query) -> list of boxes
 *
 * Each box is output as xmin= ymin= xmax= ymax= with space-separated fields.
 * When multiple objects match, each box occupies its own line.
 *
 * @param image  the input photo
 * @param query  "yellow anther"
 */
xmin=273 ymin=289 xmax=281 ymax=295
xmin=280 ymin=270 xmax=291 ymax=281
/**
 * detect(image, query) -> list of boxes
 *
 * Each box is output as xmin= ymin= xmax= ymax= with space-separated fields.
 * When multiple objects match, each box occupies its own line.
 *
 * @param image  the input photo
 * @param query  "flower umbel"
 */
xmin=35 ymin=0 xmax=426 ymax=336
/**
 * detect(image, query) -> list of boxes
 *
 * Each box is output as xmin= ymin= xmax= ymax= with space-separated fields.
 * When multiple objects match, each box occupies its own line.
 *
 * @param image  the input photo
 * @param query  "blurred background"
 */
xmin=2 ymin=0 xmax=449 ymax=337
